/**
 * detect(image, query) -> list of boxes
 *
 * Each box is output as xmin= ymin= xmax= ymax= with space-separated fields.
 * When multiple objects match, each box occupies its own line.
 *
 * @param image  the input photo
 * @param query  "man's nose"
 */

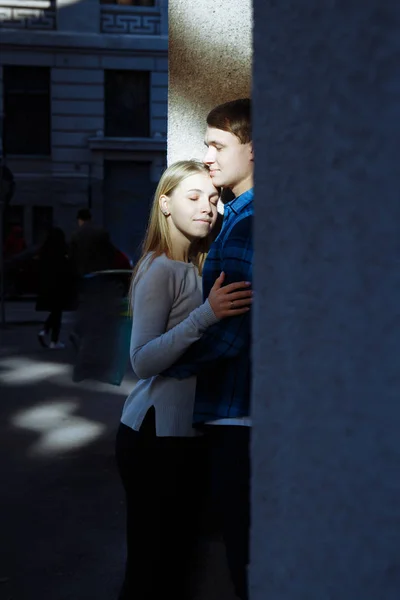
xmin=203 ymin=147 xmax=215 ymax=164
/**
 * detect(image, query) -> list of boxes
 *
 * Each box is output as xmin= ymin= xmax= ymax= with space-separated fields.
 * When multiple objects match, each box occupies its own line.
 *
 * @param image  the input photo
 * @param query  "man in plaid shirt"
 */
xmin=163 ymin=98 xmax=253 ymax=600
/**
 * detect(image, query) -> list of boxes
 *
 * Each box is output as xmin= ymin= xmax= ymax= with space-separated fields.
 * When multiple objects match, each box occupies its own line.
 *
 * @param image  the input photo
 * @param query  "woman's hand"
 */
xmin=208 ymin=272 xmax=253 ymax=319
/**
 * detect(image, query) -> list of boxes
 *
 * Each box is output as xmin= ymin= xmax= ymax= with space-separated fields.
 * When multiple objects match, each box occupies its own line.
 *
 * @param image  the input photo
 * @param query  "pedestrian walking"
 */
xmin=36 ymin=227 xmax=75 ymax=349
xmin=115 ymin=159 xmax=253 ymax=600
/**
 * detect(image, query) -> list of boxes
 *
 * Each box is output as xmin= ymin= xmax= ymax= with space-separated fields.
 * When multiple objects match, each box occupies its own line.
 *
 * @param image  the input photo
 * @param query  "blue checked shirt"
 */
xmin=162 ymin=188 xmax=253 ymax=423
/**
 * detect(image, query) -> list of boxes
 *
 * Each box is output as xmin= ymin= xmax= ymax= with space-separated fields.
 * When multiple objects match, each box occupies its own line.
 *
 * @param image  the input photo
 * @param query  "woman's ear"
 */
xmin=159 ymin=194 xmax=170 ymax=216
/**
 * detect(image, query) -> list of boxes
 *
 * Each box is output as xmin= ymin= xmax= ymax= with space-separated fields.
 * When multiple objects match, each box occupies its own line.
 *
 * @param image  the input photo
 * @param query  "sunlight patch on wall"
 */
xmin=168 ymin=0 xmax=252 ymax=163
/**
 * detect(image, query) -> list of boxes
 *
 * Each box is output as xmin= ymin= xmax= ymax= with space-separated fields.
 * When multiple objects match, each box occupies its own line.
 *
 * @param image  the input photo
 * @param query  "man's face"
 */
xmin=203 ymin=127 xmax=253 ymax=197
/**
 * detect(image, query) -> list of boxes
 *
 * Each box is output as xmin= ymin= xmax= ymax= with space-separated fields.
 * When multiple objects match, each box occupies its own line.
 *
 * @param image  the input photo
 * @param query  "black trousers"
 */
xmin=205 ymin=425 xmax=251 ymax=600
xmin=115 ymin=409 xmax=205 ymax=600
xmin=44 ymin=309 xmax=62 ymax=343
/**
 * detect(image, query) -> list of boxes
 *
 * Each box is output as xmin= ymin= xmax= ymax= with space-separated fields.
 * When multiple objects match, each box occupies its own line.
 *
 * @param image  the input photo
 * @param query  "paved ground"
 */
xmin=0 ymin=303 xmax=237 ymax=600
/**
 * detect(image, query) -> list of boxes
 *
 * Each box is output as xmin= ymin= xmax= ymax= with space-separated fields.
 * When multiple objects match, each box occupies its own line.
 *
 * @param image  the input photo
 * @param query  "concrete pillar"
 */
xmin=169 ymin=3 xmax=252 ymax=597
xmin=56 ymin=0 xmax=100 ymax=33
xmin=251 ymin=1 xmax=400 ymax=598
xmin=168 ymin=0 xmax=252 ymax=164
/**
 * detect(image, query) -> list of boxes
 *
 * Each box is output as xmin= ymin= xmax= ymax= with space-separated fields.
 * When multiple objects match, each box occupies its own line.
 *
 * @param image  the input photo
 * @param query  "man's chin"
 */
xmin=210 ymin=174 xmax=224 ymax=187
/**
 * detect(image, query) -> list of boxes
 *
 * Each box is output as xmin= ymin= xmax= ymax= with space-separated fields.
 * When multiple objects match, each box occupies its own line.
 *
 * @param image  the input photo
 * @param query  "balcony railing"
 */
xmin=101 ymin=3 xmax=161 ymax=35
xmin=0 ymin=0 xmax=56 ymax=30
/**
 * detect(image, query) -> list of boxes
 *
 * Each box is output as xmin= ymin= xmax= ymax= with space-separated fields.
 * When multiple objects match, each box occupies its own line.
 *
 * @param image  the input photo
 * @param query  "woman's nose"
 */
xmin=200 ymin=201 xmax=213 ymax=214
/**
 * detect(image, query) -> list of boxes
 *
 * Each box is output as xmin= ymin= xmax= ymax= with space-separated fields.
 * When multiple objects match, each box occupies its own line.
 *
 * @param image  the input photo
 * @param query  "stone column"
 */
xmin=251 ymin=1 xmax=400 ymax=598
xmin=169 ymin=3 xmax=252 ymax=597
xmin=168 ymin=0 xmax=252 ymax=164
xmin=56 ymin=0 xmax=100 ymax=33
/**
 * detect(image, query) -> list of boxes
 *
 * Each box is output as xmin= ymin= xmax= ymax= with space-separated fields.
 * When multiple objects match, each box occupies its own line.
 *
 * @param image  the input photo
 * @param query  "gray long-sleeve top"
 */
xmin=120 ymin=253 xmax=219 ymax=437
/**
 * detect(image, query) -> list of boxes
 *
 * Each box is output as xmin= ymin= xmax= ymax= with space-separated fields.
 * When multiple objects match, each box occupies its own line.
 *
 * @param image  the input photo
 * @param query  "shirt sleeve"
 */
xmin=129 ymin=259 xmax=219 ymax=380
xmin=162 ymin=216 xmax=253 ymax=379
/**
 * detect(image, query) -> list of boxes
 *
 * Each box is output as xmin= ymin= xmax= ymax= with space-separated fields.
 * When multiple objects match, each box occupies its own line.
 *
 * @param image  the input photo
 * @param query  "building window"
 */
xmin=2 ymin=66 xmax=51 ymax=155
xmin=104 ymin=70 xmax=150 ymax=138
xmin=100 ymin=1 xmax=155 ymax=6
xmin=33 ymin=206 xmax=53 ymax=245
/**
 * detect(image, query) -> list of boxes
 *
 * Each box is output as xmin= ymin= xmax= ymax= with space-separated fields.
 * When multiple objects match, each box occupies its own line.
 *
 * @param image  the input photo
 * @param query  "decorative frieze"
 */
xmin=101 ymin=5 xmax=161 ymax=35
xmin=0 ymin=1 xmax=56 ymax=30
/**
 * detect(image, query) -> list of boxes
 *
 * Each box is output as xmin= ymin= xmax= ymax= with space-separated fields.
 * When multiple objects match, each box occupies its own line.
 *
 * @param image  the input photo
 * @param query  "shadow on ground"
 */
xmin=0 ymin=323 xmax=237 ymax=600
xmin=0 ymin=324 xmax=128 ymax=600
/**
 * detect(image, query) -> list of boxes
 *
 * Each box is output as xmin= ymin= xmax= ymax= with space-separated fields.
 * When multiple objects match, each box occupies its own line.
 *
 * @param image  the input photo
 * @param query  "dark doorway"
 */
xmin=103 ymin=160 xmax=155 ymax=264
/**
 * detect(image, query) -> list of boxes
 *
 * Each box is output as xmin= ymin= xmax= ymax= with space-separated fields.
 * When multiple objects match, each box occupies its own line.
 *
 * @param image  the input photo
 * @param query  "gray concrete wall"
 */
xmin=168 ymin=0 xmax=252 ymax=164
xmin=167 ymin=2 xmax=252 ymax=598
xmin=168 ymin=2 xmax=252 ymax=597
xmin=251 ymin=1 xmax=400 ymax=598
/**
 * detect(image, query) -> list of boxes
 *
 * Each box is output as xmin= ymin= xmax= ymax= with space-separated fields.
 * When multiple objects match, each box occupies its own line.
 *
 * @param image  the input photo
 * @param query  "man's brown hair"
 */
xmin=206 ymin=98 xmax=251 ymax=144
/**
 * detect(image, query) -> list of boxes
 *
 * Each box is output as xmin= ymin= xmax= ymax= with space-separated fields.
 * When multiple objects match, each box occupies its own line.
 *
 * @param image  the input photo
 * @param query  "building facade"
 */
xmin=0 ymin=0 xmax=168 ymax=260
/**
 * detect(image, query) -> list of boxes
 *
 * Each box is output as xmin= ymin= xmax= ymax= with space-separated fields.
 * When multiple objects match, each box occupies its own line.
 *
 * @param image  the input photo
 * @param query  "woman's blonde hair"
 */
xmin=129 ymin=160 xmax=221 ymax=305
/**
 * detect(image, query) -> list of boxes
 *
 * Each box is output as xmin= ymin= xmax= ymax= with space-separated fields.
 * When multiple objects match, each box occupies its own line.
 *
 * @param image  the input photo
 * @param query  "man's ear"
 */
xmin=249 ymin=141 xmax=254 ymax=161
xmin=159 ymin=194 xmax=170 ymax=216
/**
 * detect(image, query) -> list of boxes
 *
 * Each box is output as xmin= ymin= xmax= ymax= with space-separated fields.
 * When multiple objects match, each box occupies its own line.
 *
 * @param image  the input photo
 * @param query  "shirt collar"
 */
xmin=224 ymin=187 xmax=254 ymax=215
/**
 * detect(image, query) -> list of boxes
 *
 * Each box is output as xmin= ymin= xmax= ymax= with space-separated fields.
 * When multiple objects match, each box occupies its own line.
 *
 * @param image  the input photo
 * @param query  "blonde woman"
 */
xmin=115 ymin=160 xmax=252 ymax=600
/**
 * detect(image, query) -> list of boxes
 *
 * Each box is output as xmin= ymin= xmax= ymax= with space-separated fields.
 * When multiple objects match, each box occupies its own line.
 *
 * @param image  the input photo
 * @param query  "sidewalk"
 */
xmin=0 ymin=320 xmax=237 ymax=600
xmin=0 ymin=321 xmax=130 ymax=599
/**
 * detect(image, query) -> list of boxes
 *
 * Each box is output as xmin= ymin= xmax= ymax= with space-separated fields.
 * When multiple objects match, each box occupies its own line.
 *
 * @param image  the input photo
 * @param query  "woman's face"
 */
xmin=161 ymin=172 xmax=219 ymax=242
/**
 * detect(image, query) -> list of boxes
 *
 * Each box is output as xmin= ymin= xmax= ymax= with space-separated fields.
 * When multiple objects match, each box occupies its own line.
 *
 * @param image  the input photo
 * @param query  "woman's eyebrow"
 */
xmin=186 ymin=188 xmax=219 ymax=196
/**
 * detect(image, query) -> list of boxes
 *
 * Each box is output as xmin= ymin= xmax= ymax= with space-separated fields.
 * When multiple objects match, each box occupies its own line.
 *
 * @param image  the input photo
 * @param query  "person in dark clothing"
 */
xmin=69 ymin=208 xmax=115 ymax=278
xmin=69 ymin=208 xmax=117 ymax=350
xmin=36 ymin=227 xmax=74 ymax=349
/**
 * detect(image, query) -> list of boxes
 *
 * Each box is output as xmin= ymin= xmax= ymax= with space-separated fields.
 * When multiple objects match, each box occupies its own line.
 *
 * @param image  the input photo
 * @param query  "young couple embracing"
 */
xmin=115 ymin=98 xmax=254 ymax=600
